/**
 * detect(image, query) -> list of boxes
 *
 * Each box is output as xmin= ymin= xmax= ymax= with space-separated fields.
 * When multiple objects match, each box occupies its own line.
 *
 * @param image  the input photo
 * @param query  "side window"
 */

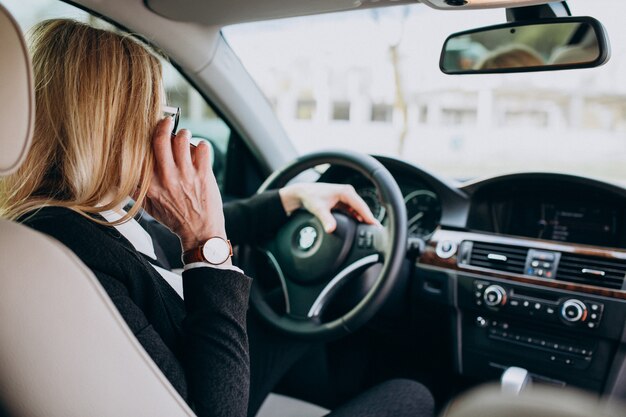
xmin=161 ymin=64 xmax=231 ymax=189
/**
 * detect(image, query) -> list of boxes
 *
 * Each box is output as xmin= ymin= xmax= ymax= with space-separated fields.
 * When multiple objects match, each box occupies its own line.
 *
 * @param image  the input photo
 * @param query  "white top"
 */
xmin=99 ymin=209 xmax=243 ymax=300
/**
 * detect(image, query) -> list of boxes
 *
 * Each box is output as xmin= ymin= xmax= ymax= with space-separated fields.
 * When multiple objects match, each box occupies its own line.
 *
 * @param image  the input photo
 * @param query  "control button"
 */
xmin=476 ymin=283 xmax=484 ymax=290
xmin=475 ymin=292 xmax=482 ymax=298
xmin=588 ymin=322 xmax=596 ymax=329
xmin=476 ymin=316 xmax=487 ymax=328
xmin=436 ymin=240 xmax=457 ymax=259
xmin=542 ymin=262 xmax=552 ymax=269
xmin=523 ymin=301 xmax=530 ymax=307
xmin=590 ymin=313 xmax=598 ymax=320
xmin=561 ymin=299 xmax=588 ymax=323
xmin=591 ymin=304 xmax=599 ymax=311
xmin=537 ymin=269 xmax=545 ymax=277
xmin=531 ymin=260 xmax=540 ymax=268
xmin=534 ymin=303 xmax=542 ymax=310
xmin=483 ymin=285 xmax=507 ymax=307
xmin=546 ymin=271 xmax=553 ymax=278
xmin=510 ymin=299 xmax=520 ymax=307
xmin=546 ymin=307 xmax=555 ymax=315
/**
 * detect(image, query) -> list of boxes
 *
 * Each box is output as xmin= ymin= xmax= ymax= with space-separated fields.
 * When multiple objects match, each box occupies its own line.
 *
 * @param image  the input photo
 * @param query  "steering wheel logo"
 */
xmin=297 ymin=226 xmax=318 ymax=251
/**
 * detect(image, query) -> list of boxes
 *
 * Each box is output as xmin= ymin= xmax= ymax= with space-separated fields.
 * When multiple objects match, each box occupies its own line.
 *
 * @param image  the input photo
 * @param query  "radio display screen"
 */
xmin=509 ymin=202 xmax=619 ymax=247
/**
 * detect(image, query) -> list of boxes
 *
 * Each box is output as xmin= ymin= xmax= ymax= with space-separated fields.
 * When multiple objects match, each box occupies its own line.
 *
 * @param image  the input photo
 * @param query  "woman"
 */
xmin=0 ymin=19 xmax=434 ymax=417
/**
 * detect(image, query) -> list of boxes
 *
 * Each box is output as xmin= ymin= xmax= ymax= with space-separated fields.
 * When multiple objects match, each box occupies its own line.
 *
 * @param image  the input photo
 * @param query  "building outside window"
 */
xmin=371 ymin=103 xmax=393 ymax=123
xmin=296 ymin=98 xmax=317 ymax=120
xmin=332 ymin=101 xmax=351 ymax=121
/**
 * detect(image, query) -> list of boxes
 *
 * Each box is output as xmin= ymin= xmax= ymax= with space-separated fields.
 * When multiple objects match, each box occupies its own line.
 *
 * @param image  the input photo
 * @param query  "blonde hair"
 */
xmin=0 ymin=19 xmax=163 ymax=224
xmin=477 ymin=45 xmax=544 ymax=70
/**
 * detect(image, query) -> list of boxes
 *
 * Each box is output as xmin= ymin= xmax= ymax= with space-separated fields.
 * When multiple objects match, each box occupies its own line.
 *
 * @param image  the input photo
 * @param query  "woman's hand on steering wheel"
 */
xmin=278 ymin=183 xmax=381 ymax=233
xmin=250 ymin=151 xmax=407 ymax=339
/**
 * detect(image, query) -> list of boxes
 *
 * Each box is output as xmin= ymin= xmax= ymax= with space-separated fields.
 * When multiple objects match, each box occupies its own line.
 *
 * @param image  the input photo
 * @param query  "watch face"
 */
xmin=202 ymin=238 xmax=230 ymax=265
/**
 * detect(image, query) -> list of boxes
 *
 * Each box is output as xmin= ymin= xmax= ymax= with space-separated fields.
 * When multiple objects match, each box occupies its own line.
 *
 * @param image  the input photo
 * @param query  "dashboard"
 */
xmin=319 ymin=158 xmax=451 ymax=240
xmin=322 ymin=156 xmax=626 ymax=397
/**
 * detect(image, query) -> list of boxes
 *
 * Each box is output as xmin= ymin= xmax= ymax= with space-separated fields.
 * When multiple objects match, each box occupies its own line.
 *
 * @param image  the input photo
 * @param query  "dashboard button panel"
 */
xmin=472 ymin=280 xmax=604 ymax=330
xmin=480 ymin=317 xmax=595 ymax=370
xmin=525 ymin=249 xmax=560 ymax=279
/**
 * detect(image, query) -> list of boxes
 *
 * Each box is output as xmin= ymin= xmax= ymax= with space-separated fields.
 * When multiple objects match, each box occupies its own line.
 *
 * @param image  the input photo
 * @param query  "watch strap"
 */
xmin=182 ymin=238 xmax=233 ymax=265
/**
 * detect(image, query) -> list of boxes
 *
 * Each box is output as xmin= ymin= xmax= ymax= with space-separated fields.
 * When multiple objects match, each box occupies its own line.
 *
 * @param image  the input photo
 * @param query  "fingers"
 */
xmin=339 ymin=186 xmax=379 ymax=226
xmin=311 ymin=205 xmax=337 ymax=233
xmin=172 ymin=129 xmax=193 ymax=174
xmin=193 ymin=141 xmax=212 ymax=174
xmin=153 ymin=117 xmax=176 ymax=176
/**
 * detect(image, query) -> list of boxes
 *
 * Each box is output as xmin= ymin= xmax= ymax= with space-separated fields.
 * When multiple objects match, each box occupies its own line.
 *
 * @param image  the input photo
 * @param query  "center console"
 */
xmin=417 ymin=228 xmax=626 ymax=393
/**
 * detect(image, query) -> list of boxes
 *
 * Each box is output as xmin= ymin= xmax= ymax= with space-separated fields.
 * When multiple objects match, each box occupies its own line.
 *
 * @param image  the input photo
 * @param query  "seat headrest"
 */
xmin=0 ymin=3 xmax=34 ymax=176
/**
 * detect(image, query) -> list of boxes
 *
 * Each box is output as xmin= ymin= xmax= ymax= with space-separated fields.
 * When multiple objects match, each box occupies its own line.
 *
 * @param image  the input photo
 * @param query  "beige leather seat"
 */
xmin=442 ymin=384 xmax=626 ymax=417
xmin=0 ymin=4 xmax=195 ymax=416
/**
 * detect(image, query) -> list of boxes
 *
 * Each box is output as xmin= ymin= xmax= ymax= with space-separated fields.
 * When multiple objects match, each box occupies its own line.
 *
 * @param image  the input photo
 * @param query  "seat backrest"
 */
xmin=0 ymin=4 xmax=195 ymax=416
xmin=441 ymin=384 xmax=625 ymax=417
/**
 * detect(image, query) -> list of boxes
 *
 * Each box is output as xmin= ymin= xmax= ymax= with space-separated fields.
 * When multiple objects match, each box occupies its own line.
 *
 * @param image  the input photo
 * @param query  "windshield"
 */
xmin=224 ymin=1 xmax=626 ymax=184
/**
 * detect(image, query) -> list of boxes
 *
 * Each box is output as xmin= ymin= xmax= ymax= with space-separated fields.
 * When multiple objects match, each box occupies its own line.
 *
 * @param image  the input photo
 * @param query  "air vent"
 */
xmin=556 ymin=253 xmax=626 ymax=290
xmin=469 ymin=242 xmax=529 ymax=274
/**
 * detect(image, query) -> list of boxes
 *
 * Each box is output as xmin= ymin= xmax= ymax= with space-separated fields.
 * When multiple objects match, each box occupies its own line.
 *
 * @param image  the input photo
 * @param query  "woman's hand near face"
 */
xmin=279 ymin=183 xmax=380 ymax=233
xmin=144 ymin=117 xmax=226 ymax=254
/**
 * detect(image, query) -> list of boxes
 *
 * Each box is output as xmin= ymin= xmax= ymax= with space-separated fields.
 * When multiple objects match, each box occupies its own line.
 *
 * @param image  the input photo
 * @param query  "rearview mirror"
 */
xmin=440 ymin=17 xmax=610 ymax=74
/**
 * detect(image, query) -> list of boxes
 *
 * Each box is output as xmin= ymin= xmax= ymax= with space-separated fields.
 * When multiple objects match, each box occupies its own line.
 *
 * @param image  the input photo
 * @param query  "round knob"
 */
xmin=561 ymin=299 xmax=588 ymax=323
xmin=483 ymin=285 xmax=507 ymax=307
xmin=436 ymin=240 xmax=457 ymax=259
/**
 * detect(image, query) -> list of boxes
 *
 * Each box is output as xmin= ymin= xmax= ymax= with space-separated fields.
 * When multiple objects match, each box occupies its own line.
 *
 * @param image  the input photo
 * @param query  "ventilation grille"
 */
xmin=469 ymin=242 xmax=529 ymax=275
xmin=556 ymin=253 xmax=626 ymax=290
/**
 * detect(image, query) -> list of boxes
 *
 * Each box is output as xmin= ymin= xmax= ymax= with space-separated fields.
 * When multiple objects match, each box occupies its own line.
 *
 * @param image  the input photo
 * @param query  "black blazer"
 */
xmin=22 ymin=191 xmax=288 ymax=417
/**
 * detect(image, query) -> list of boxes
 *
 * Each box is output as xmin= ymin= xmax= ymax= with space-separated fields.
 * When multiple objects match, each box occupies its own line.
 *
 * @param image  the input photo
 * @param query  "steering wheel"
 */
xmin=249 ymin=150 xmax=407 ymax=340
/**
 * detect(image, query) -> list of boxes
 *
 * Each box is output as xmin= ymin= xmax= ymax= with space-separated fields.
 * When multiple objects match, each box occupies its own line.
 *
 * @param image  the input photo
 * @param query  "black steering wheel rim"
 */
xmin=250 ymin=150 xmax=407 ymax=340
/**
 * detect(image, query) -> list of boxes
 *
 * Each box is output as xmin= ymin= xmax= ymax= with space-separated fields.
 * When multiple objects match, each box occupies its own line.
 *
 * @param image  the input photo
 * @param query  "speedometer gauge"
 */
xmin=404 ymin=190 xmax=442 ymax=238
xmin=357 ymin=187 xmax=386 ymax=222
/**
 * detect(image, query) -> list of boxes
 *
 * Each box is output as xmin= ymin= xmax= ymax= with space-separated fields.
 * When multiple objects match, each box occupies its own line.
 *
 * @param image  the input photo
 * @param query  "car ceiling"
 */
xmin=144 ymin=0 xmax=556 ymax=26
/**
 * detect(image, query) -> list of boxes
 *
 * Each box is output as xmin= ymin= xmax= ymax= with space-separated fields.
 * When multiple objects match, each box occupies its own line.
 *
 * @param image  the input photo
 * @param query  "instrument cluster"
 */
xmin=355 ymin=184 xmax=442 ymax=239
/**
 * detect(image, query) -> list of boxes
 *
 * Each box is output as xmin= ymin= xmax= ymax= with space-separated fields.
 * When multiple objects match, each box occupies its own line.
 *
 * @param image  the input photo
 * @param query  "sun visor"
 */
xmin=145 ymin=0 xmax=367 ymax=26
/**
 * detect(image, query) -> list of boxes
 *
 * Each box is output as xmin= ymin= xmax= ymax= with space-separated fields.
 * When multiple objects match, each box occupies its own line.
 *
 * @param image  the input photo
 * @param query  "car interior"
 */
xmin=2 ymin=0 xmax=626 ymax=416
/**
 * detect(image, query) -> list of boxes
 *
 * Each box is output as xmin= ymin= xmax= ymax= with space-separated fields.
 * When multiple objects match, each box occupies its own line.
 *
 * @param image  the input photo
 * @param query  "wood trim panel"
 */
xmin=420 ymin=228 xmax=626 ymax=300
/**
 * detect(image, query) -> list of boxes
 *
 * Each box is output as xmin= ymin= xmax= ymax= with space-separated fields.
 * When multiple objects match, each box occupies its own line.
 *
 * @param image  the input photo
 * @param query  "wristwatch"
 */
xmin=182 ymin=237 xmax=233 ymax=265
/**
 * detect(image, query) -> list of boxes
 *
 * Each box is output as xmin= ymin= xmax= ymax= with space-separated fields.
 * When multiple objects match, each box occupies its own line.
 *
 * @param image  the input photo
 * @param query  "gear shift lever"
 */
xmin=501 ymin=367 xmax=532 ymax=394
